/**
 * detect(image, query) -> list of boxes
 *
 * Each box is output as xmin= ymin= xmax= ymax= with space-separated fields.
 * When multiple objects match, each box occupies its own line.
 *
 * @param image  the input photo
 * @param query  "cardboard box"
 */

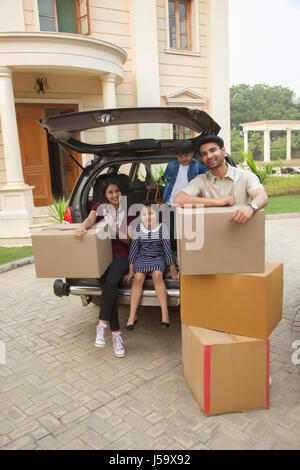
xmin=182 ymin=324 xmax=269 ymax=416
xmin=176 ymin=206 xmax=265 ymax=274
xmin=180 ymin=263 xmax=283 ymax=339
xmin=31 ymin=223 xmax=112 ymax=278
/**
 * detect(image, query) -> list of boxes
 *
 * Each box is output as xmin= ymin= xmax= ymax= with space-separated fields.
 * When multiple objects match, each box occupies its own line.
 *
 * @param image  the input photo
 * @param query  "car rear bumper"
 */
xmin=70 ymin=285 xmax=180 ymax=307
xmin=54 ymin=278 xmax=180 ymax=307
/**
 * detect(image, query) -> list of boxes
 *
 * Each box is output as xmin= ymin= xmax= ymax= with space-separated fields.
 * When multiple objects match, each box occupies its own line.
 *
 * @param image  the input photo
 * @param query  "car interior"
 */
xmin=82 ymin=159 xmax=179 ymax=291
xmin=87 ymin=160 xmax=168 ymax=212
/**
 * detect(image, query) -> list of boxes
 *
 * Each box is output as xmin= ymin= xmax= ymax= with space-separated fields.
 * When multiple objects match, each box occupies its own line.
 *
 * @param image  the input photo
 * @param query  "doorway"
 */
xmin=16 ymin=103 xmax=81 ymax=207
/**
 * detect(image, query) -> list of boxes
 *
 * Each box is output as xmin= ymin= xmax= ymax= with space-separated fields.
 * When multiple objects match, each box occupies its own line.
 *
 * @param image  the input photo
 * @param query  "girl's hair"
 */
xmin=141 ymin=200 xmax=161 ymax=221
xmin=95 ymin=178 xmax=122 ymax=204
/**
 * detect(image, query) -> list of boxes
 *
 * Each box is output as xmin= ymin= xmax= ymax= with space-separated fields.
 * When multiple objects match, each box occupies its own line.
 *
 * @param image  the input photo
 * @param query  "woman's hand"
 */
xmin=167 ymin=265 xmax=179 ymax=280
xmin=107 ymin=218 xmax=117 ymax=233
xmin=123 ymin=270 xmax=134 ymax=284
xmin=74 ymin=227 xmax=87 ymax=240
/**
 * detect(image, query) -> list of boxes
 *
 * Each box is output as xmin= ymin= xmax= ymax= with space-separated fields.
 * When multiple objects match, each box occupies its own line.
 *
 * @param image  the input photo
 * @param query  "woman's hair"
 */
xmin=95 ymin=178 xmax=122 ymax=204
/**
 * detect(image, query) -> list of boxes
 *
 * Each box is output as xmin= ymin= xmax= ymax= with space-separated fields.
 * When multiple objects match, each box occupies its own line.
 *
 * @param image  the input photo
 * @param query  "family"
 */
xmin=74 ymin=135 xmax=269 ymax=358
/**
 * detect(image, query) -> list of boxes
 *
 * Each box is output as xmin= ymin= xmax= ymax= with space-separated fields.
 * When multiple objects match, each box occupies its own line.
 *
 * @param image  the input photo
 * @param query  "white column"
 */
xmin=286 ymin=128 xmax=292 ymax=160
xmin=101 ymin=73 xmax=119 ymax=144
xmin=0 ymin=67 xmax=25 ymax=188
xmin=264 ymin=129 xmax=271 ymax=162
xmin=209 ymin=0 xmax=231 ymax=151
xmin=131 ymin=0 xmax=161 ymax=139
xmin=244 ymin=130 xmax=249 ymax=154
xmin=0 ymin=66 xmax=34 ymax=246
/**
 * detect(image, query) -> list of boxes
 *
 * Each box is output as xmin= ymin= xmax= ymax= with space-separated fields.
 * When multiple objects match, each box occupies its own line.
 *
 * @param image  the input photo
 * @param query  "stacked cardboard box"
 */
xmin=177 ymin=207 xmax=284 ymax=416
xmin=31 ymin=222 xmax=112 ymax=278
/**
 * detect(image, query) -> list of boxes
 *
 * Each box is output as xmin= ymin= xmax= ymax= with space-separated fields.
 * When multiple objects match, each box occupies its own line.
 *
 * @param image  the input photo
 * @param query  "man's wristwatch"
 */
xmin=247 ymin=202 xmax=258 ymax=213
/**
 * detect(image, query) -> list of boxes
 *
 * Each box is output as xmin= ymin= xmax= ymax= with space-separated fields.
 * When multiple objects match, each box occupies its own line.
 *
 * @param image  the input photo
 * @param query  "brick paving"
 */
xmin=0 ymin=218 xmax=299 ymax=450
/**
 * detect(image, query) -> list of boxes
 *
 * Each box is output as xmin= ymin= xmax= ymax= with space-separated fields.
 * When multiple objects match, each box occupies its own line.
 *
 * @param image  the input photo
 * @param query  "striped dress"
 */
xmin=129 ymin=223 xmax=174 ymax=273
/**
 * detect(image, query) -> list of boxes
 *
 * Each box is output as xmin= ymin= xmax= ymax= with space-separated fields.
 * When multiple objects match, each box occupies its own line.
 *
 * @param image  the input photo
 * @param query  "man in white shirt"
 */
xmin=174 ymin=135 xmax=268 ymax=224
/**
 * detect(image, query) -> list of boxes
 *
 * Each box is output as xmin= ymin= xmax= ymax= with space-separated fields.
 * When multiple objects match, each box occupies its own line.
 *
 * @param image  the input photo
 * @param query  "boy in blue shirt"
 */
xmin=162 ymin=139 xmax=207 ymax=253
xmin=163 ymin=140 xmax=208 ymax=206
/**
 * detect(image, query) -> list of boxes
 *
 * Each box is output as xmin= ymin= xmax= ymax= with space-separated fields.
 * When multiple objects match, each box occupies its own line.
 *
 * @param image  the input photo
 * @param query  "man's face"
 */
xmin=199 ymin=142 xmax=226 ymax=170
xmin=177 ymin=152 xmax=193 ymax=166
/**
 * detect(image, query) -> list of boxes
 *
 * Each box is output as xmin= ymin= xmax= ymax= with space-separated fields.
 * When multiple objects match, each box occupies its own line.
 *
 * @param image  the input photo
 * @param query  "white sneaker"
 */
xmin=269 ymin=376 xmax=272 ymax=387
xmin=112 ymin=331 xmax=126 ymax=358
xmin=95 ymin=322 xmax=107 ymax=348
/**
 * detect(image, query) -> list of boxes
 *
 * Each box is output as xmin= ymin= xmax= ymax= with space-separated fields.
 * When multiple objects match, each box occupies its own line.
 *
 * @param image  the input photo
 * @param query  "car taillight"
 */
xmin=63 ymin=206 xmax=72 ymax=224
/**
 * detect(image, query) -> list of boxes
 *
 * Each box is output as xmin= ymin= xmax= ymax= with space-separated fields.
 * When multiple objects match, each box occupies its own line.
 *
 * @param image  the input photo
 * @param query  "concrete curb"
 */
xmin=266 ymin=212 xmax=300 ymax=220
xmin=0 ymin=256 xmax=34 ymax=274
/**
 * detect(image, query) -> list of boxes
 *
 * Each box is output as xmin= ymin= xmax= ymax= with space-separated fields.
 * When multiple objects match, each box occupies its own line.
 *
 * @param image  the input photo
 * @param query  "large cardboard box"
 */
xmin=180 ymin=262 xmax=283 ymax=339
xmin=182 ymin=324 xmax=270 ymax=416
xmin=176 ymin=206 xmax=265 ymax=274
xmin=31 ymin=223 xmax=112 ymax=278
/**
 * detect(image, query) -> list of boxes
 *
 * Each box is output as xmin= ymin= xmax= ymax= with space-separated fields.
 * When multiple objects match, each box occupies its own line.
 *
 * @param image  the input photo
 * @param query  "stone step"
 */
xmin=32 ymin=214 xmax=49 ymax=224
xmin=29 ymin=222 xmax=51 ymax=235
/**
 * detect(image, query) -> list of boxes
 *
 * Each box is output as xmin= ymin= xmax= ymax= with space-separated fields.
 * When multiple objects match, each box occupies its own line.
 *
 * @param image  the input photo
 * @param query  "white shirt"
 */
xmin=183 ymin=164 xmax=262 ymax=205
xmin=168 ymin=164 xmax=189 ymax=206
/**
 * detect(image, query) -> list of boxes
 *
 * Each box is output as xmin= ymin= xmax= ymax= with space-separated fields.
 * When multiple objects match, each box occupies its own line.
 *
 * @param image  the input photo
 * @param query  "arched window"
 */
xmin=38 ymin=0 xmax=90 ymax=35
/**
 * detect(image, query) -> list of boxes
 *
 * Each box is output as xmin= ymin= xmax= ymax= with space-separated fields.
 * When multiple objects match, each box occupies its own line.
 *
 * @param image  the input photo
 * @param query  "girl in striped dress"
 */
xmin=124 ymin=201 xmax=178 ymax=329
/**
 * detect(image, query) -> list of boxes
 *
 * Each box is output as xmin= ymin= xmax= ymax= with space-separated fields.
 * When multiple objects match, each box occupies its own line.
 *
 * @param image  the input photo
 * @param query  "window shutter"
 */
xmin=75 ymin=0 xmax=91 ymax=35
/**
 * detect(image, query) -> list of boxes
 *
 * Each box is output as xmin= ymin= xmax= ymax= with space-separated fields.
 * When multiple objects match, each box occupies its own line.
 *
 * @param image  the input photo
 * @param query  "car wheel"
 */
xmin=53 ymin=279 xmax=69 ymax=297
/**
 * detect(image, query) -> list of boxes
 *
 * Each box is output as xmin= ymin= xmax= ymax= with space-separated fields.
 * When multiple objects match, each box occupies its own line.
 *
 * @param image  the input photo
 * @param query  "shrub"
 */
xmin=46 ymin=196 xmax=70 ymax=224
xmin=263 ymin=175 xmax=300 ymax=197
xmin=243 ymin=151 xmax=280 ymax=184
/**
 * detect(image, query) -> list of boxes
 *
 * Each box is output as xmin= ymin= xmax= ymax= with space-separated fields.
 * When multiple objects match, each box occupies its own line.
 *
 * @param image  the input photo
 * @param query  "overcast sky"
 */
xmin=229 ymin=0 xmax=300 ymax=97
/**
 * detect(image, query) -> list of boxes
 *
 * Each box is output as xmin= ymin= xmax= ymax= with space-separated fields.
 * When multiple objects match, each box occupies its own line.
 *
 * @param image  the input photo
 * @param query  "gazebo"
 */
xmin=241 ymin=120 xmax=300 ymax=162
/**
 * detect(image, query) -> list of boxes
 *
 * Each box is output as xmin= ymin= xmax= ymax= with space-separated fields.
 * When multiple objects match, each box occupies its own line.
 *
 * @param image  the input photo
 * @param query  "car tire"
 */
xmin=53 ymin=279 xmax=69 ymax=297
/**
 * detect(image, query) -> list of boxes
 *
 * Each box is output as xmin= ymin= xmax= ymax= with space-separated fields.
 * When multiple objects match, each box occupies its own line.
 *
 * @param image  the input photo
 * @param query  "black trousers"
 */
xmin=99 ymin=256 xmax=129 ymax=331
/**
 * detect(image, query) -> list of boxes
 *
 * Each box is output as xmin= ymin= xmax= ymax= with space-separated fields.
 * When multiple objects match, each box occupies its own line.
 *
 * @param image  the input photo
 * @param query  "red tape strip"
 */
xmin=266 ymin=340 xmax=270 ymax=408
xmin=204 ymin=345 xmax=211 ymax=415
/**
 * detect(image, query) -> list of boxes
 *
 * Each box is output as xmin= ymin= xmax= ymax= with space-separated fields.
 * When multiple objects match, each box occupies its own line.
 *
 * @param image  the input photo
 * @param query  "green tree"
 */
xmin=248 ymin=132 xmax=264 ymax=160
xmin=230 ymin=84 xmax=300 ymax=131
xmin=271 ymin=136 xmax=286 ymax=161
xmin=230 ymin=128 xmax=244 ymax=162
xmin=230 ymin=84 xmax=300 ymax=161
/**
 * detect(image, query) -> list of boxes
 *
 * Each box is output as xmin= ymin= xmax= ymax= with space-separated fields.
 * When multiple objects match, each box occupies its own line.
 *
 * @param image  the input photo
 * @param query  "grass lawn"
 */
xmin=0 ymin=246 xmax=33 ymax=266
xmin=265 ymin=195 xmax=300 ymax=214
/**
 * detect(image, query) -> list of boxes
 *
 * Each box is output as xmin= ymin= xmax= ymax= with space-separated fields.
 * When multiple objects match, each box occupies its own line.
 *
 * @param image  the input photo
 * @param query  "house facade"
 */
xmin=0 ymin=0 xmax=230 ymax=245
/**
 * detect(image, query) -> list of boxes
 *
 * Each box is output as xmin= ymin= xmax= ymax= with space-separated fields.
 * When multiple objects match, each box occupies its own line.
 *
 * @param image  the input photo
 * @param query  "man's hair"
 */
xmin=197 ymin=135 xmax=224 ymax=153
xmin=174 ymin=139 xmax=194 ymax=155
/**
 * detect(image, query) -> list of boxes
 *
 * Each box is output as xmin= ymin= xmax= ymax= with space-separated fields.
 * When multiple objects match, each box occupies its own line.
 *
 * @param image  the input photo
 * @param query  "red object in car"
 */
xmin=63 ymin=206 xmax=72 ymax=224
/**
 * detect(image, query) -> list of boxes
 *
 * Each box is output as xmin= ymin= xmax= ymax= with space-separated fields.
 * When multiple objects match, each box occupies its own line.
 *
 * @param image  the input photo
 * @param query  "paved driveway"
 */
xmin=0 ymin=218 xmax=300 ymax=450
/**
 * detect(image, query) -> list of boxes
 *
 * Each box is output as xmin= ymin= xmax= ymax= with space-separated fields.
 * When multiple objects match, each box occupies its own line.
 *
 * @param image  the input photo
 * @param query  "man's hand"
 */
xmin=123 ymin=270 xmax=134 ymax=283
xmin=229 ymin=206 xmax=254 ymax=224
xmin=214 ymin=195 xmax=235 ymax=207
xmin=74 ymin=227 xmax=87 ymax=240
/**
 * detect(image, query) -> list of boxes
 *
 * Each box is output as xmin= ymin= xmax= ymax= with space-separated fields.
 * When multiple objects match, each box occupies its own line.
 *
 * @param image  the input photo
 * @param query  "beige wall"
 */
xmin=0 ymin=0 xmax=25 ymax=32
xmin=89 ymin=0 xmax=137 ymax=110
xmin=22 ymin=0 xmax=35 ymax=32
xmin=16 ymin=0 xmax=212 ymax=115
xmin=157 ymin=0 xmax=209 ymax=111
xmin=0 ymin=125 xmax=5 ymax=185
xmin=0 ymin=0 xmax=229 ymax=184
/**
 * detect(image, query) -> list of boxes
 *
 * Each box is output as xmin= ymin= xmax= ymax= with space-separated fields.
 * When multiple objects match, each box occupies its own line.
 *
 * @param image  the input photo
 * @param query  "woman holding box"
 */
xmin=74 ymin=179 xmax=135 ymax=358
